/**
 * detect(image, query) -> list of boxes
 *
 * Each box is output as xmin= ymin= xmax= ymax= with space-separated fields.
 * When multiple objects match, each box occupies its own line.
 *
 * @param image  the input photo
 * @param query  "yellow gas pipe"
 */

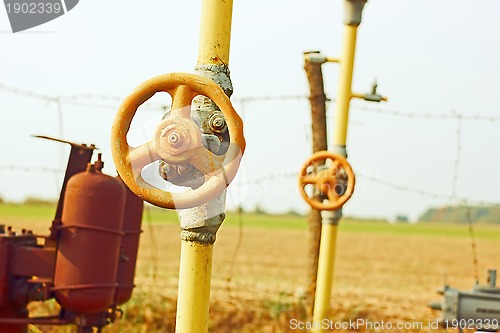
xmin=176 ymin=241 xmax=214 ymax=333
xmin=175 ymin=0 xmax=234 ymax=332
xmin=312 ymin=1 xmax=366 ymax=331
xmin=198 ymin=0 xmax=233 ymax=65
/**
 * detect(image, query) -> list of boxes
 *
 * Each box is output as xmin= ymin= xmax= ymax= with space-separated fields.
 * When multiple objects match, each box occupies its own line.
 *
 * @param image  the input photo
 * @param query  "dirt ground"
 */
xmin=112 ymin=221 xmax=500 ymax=332
xmin=6 ymin=215 xmax=500 ymax=332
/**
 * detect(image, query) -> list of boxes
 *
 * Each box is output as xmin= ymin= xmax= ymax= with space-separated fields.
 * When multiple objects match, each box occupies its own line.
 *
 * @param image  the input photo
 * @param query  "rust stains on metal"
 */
xmin=298 ymin=151 xmax=356 ymax=211
xmin=115 ymin=178 xmax=144 ymax=305
xmin=53 ymin=162 xmax=126 ymax=314
xmin=110 ymin=73 xmax=245 ymax=210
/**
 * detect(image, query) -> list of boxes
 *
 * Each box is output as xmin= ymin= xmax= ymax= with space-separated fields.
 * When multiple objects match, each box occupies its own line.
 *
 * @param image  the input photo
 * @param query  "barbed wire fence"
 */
xmin=2 ymin=81 xmax=499 ymax=286
xmin=1 ymin=82 xmax=500 ymax=208
xmin=0 ymin=83 xmax=500 ymax=207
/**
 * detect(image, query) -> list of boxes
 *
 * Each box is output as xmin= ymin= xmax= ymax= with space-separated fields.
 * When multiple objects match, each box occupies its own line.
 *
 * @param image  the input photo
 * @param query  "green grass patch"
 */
xmin=2 ymin=203 xmax=500 ymax=240
xmin=0 ymin=202 xmax=57 ymax=221
xmin=225 ymin=212 xmax=306 ymax=229
xmin=338 ymin=219 xmax=500 ymax=239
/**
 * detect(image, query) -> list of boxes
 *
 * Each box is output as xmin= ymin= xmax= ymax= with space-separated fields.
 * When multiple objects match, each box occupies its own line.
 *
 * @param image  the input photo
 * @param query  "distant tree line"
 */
xmin=419 ymin=205 xmax=500 ymax=224
xmin=0 ymin=197 xmax=56 ymax=205
xmin=233 ymin=205 xmax=306 ymax=217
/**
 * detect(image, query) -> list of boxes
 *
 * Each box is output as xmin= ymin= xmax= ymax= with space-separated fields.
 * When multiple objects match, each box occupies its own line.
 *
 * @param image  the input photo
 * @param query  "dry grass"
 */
xmin=124 ymin=222 xmax=499 ymax=332
xmin=3 ymin=208 xmax=499 ymax=332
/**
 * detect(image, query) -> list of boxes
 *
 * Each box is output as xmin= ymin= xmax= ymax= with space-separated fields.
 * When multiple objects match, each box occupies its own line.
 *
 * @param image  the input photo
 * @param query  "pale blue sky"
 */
xmin=1 ymin=0 xmax=499 ymax=221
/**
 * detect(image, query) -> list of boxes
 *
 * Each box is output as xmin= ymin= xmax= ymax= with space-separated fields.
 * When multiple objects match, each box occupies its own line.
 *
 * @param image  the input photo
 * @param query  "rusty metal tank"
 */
xmin=115 ymin=178 xmax=143 ymax=305
xmin=0 ymin=236 xmax=10 ymax=310
xmin=0 ymin=236 xmax=28 ymax=333
xmin=53 ymin=163 xmax=126 ymax=314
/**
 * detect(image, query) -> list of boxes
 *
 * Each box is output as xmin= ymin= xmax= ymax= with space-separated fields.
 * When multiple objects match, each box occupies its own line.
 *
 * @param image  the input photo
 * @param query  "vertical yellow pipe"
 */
xmin=176 ymin=241 xmax=213 ymax=333
xmin=198 ymin=0 xmax=234 ymax=65
xmin=312 ymin=24 xmax=359 ymax=332
xmin=312 ymin=223 xmax=338 ymax=326
xmin=333 ymin=25 xmax=358 ymax=146
xmin=176 ymin=1 xmax=234 ymax=332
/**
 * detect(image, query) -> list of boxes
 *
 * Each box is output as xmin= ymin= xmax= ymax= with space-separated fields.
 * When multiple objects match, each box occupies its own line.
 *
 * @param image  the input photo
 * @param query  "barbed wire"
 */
xmin=244 ymin=171 xmax=500 ymax=207
xmin=62 ymin=94 xmax=169 ymax=112
xmin=350 ymin=102 xmax=500 ymax=122
xmin=63 ymin=93 xmax=122 ymax=102
xmin=234 ymin=95 xmax=308 ymax=103
xmin=452 ymin=112 xmax=462 ymax=200
xmin=1 ymin=164 xmax=498 ymax=208
xmin=2 ymin=81 xmax=495 ymax=288
xmin=4 ymin=81 xmax=500 ymax=122
xmin=61 ymin=100 xmax=168 ymax=112
xmin=0 ymin=82 xmax=167 ymax=111
xmin=463 ymin=204 xmax=480 ymax=282
xmin=361 ymin=175 xmax=499 ymax=208
xmin=1 ymin=82 xmax=500 ymax=210
xmin=0 ymin=82 xmax=58 ymax=101
xmin=245 ymin=171 xmax=298 ymax=184
xmin=0 ymin=165 xmax=62 ymax=174
xmin=235 ymin=92 xmax=500 ymax=122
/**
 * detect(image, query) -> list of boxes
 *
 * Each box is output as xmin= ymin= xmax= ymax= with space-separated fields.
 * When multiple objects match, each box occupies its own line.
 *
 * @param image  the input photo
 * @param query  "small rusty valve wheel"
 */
xmin=111 ymin=73 xmax=246 ymax=209
xmin=298 ymin=151 xmax=355 ymax=211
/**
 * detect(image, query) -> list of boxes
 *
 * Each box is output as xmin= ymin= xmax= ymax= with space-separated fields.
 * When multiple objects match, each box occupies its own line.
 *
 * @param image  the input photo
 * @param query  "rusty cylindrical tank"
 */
xmin=0 ymin=236 xmax=10 ymax=310
xmin=53 ymin=163 xmax=126 ymax=314
xmin=0 ymin=236 xmax=28 ymax=333
xmin=115 ymin=177 xmax=143 ymax=305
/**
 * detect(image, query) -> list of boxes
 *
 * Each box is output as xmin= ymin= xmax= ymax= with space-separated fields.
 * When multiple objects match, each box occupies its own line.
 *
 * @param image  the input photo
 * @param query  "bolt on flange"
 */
xmin=209 ymin=114 xmax=227 ymax=133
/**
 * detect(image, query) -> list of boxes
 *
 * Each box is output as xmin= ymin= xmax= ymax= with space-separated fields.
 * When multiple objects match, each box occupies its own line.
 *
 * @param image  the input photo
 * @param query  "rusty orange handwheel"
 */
xmin=111 ymin=73 xmax=246 ymax=209
xmin=298 ymin=151 xmax=355 ymax=211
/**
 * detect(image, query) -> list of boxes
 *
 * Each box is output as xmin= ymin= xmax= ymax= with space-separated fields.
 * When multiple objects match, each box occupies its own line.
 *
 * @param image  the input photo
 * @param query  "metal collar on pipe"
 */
xmin=343 ymin=0 xmax=367 ymax=26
